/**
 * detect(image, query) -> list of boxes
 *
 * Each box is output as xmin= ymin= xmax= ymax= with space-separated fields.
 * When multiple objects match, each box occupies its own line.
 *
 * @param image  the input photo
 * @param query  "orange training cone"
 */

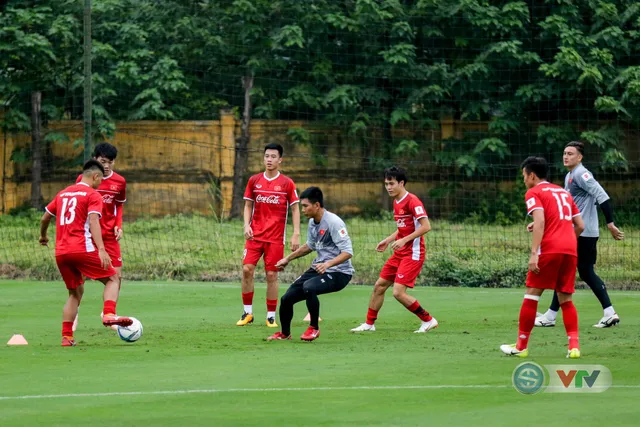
xmin=303 ymin=313 xmax=322 ymax=322
xmin=7 ymin=334 xmax=28 ymax=345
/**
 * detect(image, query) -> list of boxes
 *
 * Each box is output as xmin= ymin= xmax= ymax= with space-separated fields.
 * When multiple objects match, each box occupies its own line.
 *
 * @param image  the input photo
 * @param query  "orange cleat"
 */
xmin=266 ymin=332 xmax=292 ymax=341
xmin=61 ymin=336 xmax=76 ymax=347
xmin=300 ymin=327 xmax=320 ymax=342
xmin=102 ymin=314 xmax=133 ymax=327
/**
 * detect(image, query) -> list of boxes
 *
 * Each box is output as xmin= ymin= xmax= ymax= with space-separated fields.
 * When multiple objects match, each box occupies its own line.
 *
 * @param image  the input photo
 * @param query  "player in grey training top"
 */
xmin=267 ymin=186 xmax=354 ymax=342
xmin=535 ymin=141 xmax=624 ymax=329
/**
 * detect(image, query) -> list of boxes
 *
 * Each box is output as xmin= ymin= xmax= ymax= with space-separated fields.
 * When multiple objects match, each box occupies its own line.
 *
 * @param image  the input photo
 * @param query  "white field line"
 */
xmin=1 ymin=384 xmax=639 ymax=401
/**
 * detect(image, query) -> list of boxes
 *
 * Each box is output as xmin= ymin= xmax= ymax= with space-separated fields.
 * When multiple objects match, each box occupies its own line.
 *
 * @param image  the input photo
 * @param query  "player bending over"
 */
xmin=40 ymin=160 xmax=133 ymax=347
xmin=267 ymin=187 xmax=354 ymax=342
xmin=238 ymin=143 xmax=301 ymax=328
xmin=73 ymin=142 xmax=127 ymax=331
xmin=351 ymin=166 xmax=438 ymax=334
xmin=500 ymin=157 xmax=584 ymax=359
xmin=535 ymin=141 xmax=623 ymax=329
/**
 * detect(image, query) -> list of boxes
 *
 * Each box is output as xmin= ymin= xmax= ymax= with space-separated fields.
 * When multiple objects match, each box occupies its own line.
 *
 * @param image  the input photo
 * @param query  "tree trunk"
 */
xmin=230 ymin=73 xmax=254 ymax=218
xmin=30 ymin=91 xmax=43 ymax=209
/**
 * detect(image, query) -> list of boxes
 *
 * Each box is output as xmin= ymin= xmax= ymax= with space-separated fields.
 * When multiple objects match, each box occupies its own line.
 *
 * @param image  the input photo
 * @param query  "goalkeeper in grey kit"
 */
xmin=535 ymin=141 xmax=624 ymax=329
xmin=267 ymin=186 xmax=354 ymax=342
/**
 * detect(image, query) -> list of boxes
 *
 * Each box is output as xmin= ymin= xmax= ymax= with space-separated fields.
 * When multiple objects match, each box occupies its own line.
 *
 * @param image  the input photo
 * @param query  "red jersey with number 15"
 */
xmin=76 ymin=171 xmax=126 ymax=240
xmin=45 ymin=182 xmax=104 ymax=256
xmin=394 ymin=192 xmax=428 ymax=261
xmin=525 ymin=182 xmax=580 ymax=256
xmin=244 ymin=172 xmax=299 ymax=244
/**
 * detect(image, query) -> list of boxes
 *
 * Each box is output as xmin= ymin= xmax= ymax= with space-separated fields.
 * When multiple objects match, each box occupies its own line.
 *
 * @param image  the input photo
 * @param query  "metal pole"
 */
xmin=83 ymin=0 xmax=92 ymax=163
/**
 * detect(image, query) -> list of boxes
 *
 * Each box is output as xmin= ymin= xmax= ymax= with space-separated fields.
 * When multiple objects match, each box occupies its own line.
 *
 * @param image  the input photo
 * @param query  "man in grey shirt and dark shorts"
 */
xmin=535 ymin=141 xmax=624 ymax=328
xmin=267 ymin=186 xmax=354 ymax=342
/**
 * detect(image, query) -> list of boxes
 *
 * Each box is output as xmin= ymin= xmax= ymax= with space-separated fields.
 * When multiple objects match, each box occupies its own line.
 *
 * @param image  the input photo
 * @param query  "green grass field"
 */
xmin=1 ymin=280 xmax=639 ymax=426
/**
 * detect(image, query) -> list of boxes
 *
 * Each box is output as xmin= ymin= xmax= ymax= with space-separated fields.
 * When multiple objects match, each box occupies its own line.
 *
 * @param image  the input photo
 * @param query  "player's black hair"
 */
xmin=93 ymin=142 xmax=118 ymax=160
xmin=264 ymin=143 xmax=284 ymax=157
xmin=300 ymin=186 xmax=324 ymax=208
xmin=384 ymin=166 xmax=408 ymax=185
xmin=83 ymin=159 xmax=105 ymax=176
xmin=565 ymin=141 xmax=585 ymax=155
xmin=520 ymin=156 xmax=549 ymax=180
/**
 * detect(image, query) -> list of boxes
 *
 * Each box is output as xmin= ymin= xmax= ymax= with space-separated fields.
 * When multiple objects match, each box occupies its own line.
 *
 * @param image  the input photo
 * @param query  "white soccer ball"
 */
xmin=117 ymin=317 xmax=143 ymax=343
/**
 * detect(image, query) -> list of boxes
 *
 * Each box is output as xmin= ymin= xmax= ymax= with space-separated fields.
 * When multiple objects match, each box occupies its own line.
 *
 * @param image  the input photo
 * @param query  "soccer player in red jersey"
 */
xmin=500 ymin=156 xmax=585 ymax=359
xmin=238 ymin=143 xmax=301 ymax=327
xmin=73 ymin=143 xmax=127 ymax=331
xmin=39 ymin=160 xmax=133 ymax=347
xmin=351 ymin=166 xmax=438 ymax=333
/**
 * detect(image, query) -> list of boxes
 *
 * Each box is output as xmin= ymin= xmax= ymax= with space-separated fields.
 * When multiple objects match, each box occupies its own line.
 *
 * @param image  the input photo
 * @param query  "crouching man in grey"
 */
xmin=267 ymin=186 xmax=354 ymax=342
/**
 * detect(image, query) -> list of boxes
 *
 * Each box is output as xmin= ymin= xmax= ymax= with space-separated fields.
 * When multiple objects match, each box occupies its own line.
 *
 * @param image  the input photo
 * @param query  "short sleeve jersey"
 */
xmin=393 ymin=192 xmax=428 ymax=261
xmin=77 ymin=171 xmax=127 ymax=240
xmin=565 ymin=164 xmax=609 ymax=238
xmin=524 ymin=182 xmax=581 ymax=256
xmin=306 ymin=210 xmax=355 ymax=275
xmin=244 ymin=172 xmax=299 ymax=244
xmin=45 ymin=182 xmax=104 ymax=256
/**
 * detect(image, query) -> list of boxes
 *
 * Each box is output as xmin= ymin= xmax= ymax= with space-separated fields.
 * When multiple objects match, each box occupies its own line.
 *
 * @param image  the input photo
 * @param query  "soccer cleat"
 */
xmin=102 ymin=314 xmax=133 ymax=327
xmin=236 ymin=312 xmax=254 ymax=326
xmin=593 ymin=314 xmax=620 ymax=328
xmin=534 ymin=313 xmax=556 ymax=327
xmin=350 ymin=323 xmax=376 ymax=332
xmin=61 ymin=336 xmax=76 ymax=347
xmin=414 ymin=317 xmax=439 ymax=333
xmin=300 ymin=327 xmax=320 ymax=341
xmin=266 ymin=317 xmax=278 ymax=328
xmin=100 ymin=312 xmax=118 ymax=331
xmin=567 ymin=348 xmax=581 ymax=359
xmin=500 ymin=344 xmax=529 ymax=358
xmin=266 ymin=332 xmax=291 ymax=341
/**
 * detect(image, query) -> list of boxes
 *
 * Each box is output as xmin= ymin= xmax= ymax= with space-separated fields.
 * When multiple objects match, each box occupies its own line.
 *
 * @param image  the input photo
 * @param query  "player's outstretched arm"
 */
xmin=390 ymin=217 xmax=431 ymax=251
xmin=89 ymin=213 xmax=112 ymax=270
xmin=598 ymin=200 xmax=624 ymax=240
xmin=377 ymin=231 xmax=398 ymax=252
xmin=290 ymin=202 xmax=301 ymax=251
xmin=39 ymin=211 xmax=53 ymax=247
xmin=276 ymin=243 xmax=313 ymax=270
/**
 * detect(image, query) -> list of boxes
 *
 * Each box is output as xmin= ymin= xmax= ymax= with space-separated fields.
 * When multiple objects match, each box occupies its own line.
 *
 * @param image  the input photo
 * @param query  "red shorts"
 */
xmin=526 ymin=253 xmax=577 ymax=294
xmin=243 ymin=240 xmax=284 ymax=272
xmin=379 ymin=253 xmax=424 ymax=288
xmin=104 ymin=239 xmax=122 ymax=268
xmin=56 ymin=252 xmax=117 ymax=290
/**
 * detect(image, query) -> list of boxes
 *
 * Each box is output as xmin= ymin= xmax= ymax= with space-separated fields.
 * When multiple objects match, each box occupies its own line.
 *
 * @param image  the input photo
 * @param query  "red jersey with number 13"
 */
xmin=45 ymin=182 xmax=104 ymax=256
xmin=525 ymin=182 xmax=580 ymax=256
xmin=244 ymin=172 xmax=299 ymax=244
xmin=394 ymin=192 xmax=428 ymax=261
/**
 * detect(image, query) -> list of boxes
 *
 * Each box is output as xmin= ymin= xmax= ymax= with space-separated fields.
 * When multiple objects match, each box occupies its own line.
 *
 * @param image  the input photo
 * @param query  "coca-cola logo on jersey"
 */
xmin=396 ymin=218 xmax=406 ymax=228
xmin=102 ymin=194 xmax=115 ymax=204
xmin=255 ymin=194 xmax=281 ymax=204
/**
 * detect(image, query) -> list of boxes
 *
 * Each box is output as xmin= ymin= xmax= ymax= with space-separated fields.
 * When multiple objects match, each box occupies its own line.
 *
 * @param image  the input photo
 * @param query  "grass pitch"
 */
xmin=1 ymin=280 xmax=639 ymax=426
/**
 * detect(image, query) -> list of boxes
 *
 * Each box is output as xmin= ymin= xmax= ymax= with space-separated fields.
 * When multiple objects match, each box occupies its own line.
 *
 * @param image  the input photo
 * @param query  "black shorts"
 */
xmin=289 ymin=268 xmax=352 ymax=295
xmin=577 ymin=236 xmax=598 ymax=266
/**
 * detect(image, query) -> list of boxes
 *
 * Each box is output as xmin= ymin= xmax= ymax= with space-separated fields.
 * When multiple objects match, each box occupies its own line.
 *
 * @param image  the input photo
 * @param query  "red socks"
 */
xmin=366 ymin=308 xmax=378 ymax=325
xmin=242 ymin=292 xmax=254 ymax=306
xmin=561 ymin=300 xmax=580 ymax=350
xmin=516 ymin=295 xmax=539 ymax=351
xmin=62 ymin=321 xmax=73 ymax=337
xmin=103 ymin=300 xmax=117 ymax=316
xmin=407 ymin=300 xmax=432 ymax=322
xmin=266 ymin=299 xmax=278 ymax=312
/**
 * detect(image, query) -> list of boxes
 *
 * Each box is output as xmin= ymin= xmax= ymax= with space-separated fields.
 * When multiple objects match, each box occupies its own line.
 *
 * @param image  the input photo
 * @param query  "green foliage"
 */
xmin=2 ymin=0 xmax=639 ymax=177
